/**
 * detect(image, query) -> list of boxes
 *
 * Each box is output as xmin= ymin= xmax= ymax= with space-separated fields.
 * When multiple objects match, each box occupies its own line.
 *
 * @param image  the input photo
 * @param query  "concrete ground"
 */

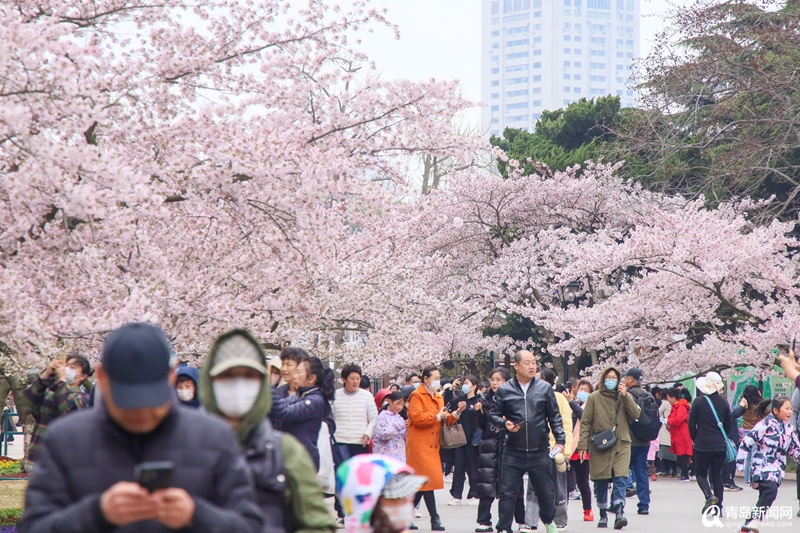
xmin=406 ymin=476 xmax=799 ymax=533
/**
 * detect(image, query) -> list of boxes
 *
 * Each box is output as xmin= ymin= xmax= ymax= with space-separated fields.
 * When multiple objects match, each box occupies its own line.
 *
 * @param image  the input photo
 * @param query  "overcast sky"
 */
xmin=356 ymin=0 xmax=688 ymax=126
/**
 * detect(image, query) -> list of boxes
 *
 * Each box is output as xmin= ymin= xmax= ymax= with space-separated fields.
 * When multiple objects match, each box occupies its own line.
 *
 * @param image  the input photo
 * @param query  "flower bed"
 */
xmin=0 ymin=459 xmax=24 ymax=479
xmin=0 ymin=507 xmax=21 ymax=532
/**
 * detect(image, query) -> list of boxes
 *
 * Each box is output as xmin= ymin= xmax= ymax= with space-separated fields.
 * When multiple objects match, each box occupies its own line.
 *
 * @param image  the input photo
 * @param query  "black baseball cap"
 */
xmin=102 ymin=323 xmax=172 ymax=409
xmin=623 ymin=368 xmax=643 ymax=382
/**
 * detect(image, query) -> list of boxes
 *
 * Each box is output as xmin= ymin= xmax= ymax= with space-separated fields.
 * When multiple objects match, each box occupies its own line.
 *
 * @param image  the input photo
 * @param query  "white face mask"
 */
xmin=177 ymin=389 xmax=195 ymax=402
xmin=430 ymin=380 xmax=441 ymax=391
xmin=213 ymin=378 xmax=262 ymax=418
xmin=65 ymin=367 xmax=79 ymax=383
xmin=382 ymin=501 xmax=415 ymax=532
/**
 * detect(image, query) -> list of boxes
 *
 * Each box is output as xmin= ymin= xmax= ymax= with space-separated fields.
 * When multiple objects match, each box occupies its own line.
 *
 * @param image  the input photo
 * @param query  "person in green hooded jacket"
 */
xmin=576 ymin=366 xmax=640 ymax=530
xmin=199 ymin=329 xmax=337 ymax=533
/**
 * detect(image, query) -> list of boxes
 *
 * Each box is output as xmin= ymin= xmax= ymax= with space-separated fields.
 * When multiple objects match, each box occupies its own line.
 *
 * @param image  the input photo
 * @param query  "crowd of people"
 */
xmin=12 ymin=323 xmax=800 ymax=533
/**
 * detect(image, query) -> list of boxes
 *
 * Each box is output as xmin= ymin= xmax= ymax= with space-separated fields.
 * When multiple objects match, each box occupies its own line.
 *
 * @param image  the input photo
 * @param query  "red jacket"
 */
xmin=667 ymin=399 xmax=693 ymax=456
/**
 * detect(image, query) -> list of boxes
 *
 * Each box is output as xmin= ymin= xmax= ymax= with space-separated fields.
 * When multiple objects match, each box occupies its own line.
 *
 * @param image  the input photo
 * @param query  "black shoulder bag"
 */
xmin=592 ymin=397 xmax=620 ymax=451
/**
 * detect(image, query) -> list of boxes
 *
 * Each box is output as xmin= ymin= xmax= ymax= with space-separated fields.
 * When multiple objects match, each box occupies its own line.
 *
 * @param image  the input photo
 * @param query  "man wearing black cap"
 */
xmin=623 ymin=368 xmax=655 ymax=516
xmin=19 ymin=322 xmax=264 ymax=533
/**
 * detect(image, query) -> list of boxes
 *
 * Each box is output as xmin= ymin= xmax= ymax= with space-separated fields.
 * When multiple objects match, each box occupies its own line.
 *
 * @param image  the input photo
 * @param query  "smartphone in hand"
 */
xmin=134 ymin=461 xmax=174 ymax=493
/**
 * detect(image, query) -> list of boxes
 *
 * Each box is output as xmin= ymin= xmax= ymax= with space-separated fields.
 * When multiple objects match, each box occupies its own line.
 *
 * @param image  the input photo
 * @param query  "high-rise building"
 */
xmin=481 ymin=0 xmax=640 ymax=136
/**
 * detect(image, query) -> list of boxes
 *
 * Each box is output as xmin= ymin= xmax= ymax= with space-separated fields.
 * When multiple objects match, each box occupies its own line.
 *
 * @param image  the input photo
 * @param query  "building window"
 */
xmin=616 ymin=77 xmax=623 ymax=83
xmin=491 ymin=55 xmax=499 ymax=62
xmin=564 ymin=74 xmax=572 ymax=79
xmin=591 ymin=37 xmax=606 ymax=44
xmin=491 ymin=93 xmax=500 ymax=99
xmin=573 ymin=61 xmax=582 ymax=67
xmin=506 ymin=89 xmax=529 ymax=97
xmin=532 ymin=87 xmax=541 ymax=94
xmin=574 ymin=87 xmax=582 ymax=93
xmin=574 ymin=36 xmax=582 ymax=42
xmin=507 ymin=39 xmax=530 ymax=47
xmin=616 ymin=25 xmax=623 ymax=33
xmin=588 ymin=0 xmax=610 ymax=7
xmin=506 ymin=52 xmax=529 ymax=60
xmin=564 ymin=22 xmax=571 ymax=29
xmin=506 ymin=115 xmax=526 ymax=122
xmin=627 ymin=90 xmax=634 ymax=96
xmin=627 ymin=14 xmax=633 ymax=22
xmin=507 ymin=102 xmax=529 ymax=110
xmin=575 ymin=0 xmax=582 ymax=6
xmin=616 ymin=51 xmax=623 ymax=57
xmin=564 ymin=48 xmax=571 ymax=54
xmin=507 ymin=64 xmax=529 ymax=72
xmin=590 ymin=62 xmax=606 ymax=68
xmin=590 ymin=50 xmax=606 ymax=56
xmin=492 ymin=30 xmax=500 ymax=37
xmin=533 ymin=62 xmax=542 ymax=68
xmin=491 ymin=68 xmax=500 ymax=74
xmin=616 ymin=64 xmax=623 ymax=70
xmin=626 ymin=0 xmax=634 ymax=9
xmin=574 ymin=74 xmax=582 ymax=80
xmin=627 ymin=27 xmax=633 ymax=34
xmin=627 ymin=52 xmax=634 ymax=58
xmin=533 ymin=100 xmax=542 ymax=106
xmin=533 ymin=49 xmax=542 ymax=55
xmin=590 ymin=75 xmax=606 ymax=81
xmin=503 ymin=0 xmax=532 ymax=13
xmin=492 ymin=118 xmax=499 ymax=123
xmin=532 ymin=75 xmax=542 ymax=82
xmin=492 ymin=43 xmax=500 ymax=49
xmin=564 ymin=61 xmax=571 ymax=67
xmin=492 ymin=1 xmax=500 ymax=15
xmin=506 ymin=77 xmax=529 ymax=84
xmin=564 ymin=0 xmax=572 ymax=4
xmin=491 ymin=105 xmax=499 ymax=112
xmin=616 ymin=90 xmax=623 ymax=95
xmin=533 ymin=23 xmax=542 ymax=30
xmin=491 ymin=80 xmax=500 ymax=86
xmin=564 ymin=86 xmax=571 ymax=92
xmin=564 ymin=9 xmax=572 ymax=15
xmin=492 ymin=18 xmax=499 ymax=24
xmin=575 ymin=23 xmax=582 ymax=31
xmin=574 ymin=48 xmax=582 ymax=54
xmin=506 ymin=26 xmax=529 ymax=35
xmin=491 ymin=130 xmax=499 ymax=136
xmin=591 ymin=88 xmax=605 ymax=94
xmin=534 ymin=11 xmax=542 ymax=17
xmin=533 ymin=36 xmax=542 ymax=43
xmin=564 ymin=99 xmax=572 ymax=105
xmin=616 ymin=38 xmax=623 ymax=45
xmin=626 ymin=39 xmax=633 ymax=46
xmin=591 ymin=24 xmax=606 ymax=32
xmin=564 ymin=35 xmax=572 ymax=41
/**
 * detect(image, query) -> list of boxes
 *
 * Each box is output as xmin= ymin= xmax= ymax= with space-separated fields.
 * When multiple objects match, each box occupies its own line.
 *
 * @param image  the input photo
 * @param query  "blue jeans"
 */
xmin=629 ymin=445 xmax=651 ymax=511
xmin=594 ymin=476 xmax=628 ymax=511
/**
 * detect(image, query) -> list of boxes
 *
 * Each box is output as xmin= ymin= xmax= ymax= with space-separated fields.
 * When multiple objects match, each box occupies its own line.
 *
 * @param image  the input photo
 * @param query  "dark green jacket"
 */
xmin=200 ymin=329 xmax=336 ymax=533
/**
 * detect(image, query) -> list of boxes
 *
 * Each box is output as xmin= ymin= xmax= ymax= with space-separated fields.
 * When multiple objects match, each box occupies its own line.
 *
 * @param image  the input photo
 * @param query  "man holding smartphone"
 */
xmin=489 ymin=350 xmax=567 ymax=533
xmin=19 ymin=322 xmax=264 ymax=533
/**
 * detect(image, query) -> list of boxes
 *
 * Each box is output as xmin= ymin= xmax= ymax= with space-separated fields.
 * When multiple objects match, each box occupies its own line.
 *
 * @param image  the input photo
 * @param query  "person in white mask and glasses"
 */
xmin=201 ymin=329 xmax=336 ymax=533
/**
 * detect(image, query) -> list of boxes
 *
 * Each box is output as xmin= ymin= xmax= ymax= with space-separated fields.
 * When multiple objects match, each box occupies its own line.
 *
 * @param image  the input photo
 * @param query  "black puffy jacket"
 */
xmin=19 ymin=399 xmax=264 ymax=533
xmin=489 ymin=377 xmax=566 ymax=452
xmin=269 ymin=386 xmax=329 ymax=469
xmin=473 ymin=390 xmax=506 ymax=498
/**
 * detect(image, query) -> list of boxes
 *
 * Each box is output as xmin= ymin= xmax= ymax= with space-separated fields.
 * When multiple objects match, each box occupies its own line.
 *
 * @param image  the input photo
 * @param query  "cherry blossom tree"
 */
xmin=0 ymin=0 xmax=483 ymax=378
xmin=415 ymin=157 xmax=800 ymax=380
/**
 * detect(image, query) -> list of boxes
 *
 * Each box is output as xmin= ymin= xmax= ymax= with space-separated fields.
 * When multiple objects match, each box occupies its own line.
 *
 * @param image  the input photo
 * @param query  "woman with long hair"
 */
xmin=733 ymin=385 xmax=765 ymax=485
xmin=666 ymin=387 xmax=693 ymax=482
xmin=270 ymin=355 xmax=336 ymax=469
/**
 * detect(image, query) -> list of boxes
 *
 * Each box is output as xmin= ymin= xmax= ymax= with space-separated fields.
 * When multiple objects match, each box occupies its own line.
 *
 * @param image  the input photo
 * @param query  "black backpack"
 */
xmin=628 ymin=388 xmax=661 ymax=442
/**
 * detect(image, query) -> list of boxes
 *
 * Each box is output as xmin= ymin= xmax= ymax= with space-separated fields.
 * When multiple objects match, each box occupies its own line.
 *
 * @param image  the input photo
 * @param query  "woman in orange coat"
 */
xmin=407 ymin=365 xmax=466 ymax=531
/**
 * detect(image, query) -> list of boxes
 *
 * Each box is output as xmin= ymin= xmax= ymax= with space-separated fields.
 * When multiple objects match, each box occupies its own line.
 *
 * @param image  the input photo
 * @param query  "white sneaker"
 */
xmin=475 ymin=526 xmax=493 ymax=533
xmin=519 ymin=525 xmax=536 ymax=533
xmin=444 ymin=474 xmax=453 ymax=483
xmin=447 ymin=499 xmax=462 ymax=506
xmin=414 ymin=508 xmax=422 ymax=518
xmin=742 ymin=520 xmax=761 ymax=533
xmin=467 ymin=498 xmax=480 ymax=506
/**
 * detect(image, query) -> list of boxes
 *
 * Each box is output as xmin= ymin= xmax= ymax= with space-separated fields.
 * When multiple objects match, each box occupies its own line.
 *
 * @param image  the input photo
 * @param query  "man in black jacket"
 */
xmin=19 ymin=323 xmax=264 ymax=533
xmin=489 ymin=350 xmax=566 ymax=533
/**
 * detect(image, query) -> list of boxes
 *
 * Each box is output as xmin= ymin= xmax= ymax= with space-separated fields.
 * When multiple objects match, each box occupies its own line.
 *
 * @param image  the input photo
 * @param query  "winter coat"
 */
xmin=790 ymin=388 xmax=800 ymax=435
xmin=200 ymin=329 xmax=336 ymax=533
xmin=333 ymin=388 xmax=378 ymax=445
xmin=270 ymin=386 xmax=330 ymax=469
xmin=551 ymin=392 xmax=574 ymax=453
xmin=577 ymin=366 xmax=641 ymax=481
xmin=448 ymin=392 xmax=482 ymax=444
xmin=473 ymin=390 xmax=506 ymax=499
xmin=406 ymin=385 xmax=457 ymax=492
xmin=737 ymin=414 xmax=800 ymax=486
xmin=19 ymin=398 xmax=263 ymax=533
xmin=372 ymin=410 xmax=407 ymax=462
xmin=175 ymin=365 xmax=201 ymax=408
xmin=688 ymin=392 xmax=731 ymax=453
xmin=658 ymin=399 xmax=672 ymax=446
xmin=667 ymin=399 xmax=693 ymax=456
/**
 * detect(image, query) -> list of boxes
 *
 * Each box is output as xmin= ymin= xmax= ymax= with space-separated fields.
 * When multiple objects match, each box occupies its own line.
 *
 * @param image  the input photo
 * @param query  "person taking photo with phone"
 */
xmin=19 ymin=323 xmax=264 ymax=533
xmin=23 ymin=354 xmax=93 ymax=464
xmin=489 ymin=350 xmax=567 ymax=533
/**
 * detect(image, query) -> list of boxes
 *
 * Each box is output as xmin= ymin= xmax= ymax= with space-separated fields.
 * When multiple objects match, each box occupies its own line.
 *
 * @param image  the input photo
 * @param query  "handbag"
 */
xmin=440 ymin=421 xmax=467 ymax=449
xmin=592 ymin=398 xmax=620 ymax=451
xmin=704 ymin=396 xmax=737 ymax=463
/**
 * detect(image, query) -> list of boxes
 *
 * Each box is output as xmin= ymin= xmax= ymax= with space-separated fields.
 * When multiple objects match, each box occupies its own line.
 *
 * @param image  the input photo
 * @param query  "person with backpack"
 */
xmin=622 ymin=368 xmax=660 ymax=516
xmin=200 ymin=329 xmax=337 ymax=533
xmin=688 ymin=372 xmax=732 ymax=517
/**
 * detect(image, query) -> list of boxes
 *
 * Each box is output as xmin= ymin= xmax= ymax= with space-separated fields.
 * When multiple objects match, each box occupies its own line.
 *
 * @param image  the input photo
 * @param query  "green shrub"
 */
xmin=0 ymin=507 xmax=22 ymax=526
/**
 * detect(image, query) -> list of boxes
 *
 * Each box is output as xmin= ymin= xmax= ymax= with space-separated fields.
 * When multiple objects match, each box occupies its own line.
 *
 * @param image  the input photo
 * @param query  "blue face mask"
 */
xmin=413 ymin=382 xmax=420 ymax=390
xmin=604 ymin=378 xmax=619 ymax=391
xmin=461 ymin=384 xmax=471 ymax=395
xmin=576 ymin=391 xmax=590 ymax=404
